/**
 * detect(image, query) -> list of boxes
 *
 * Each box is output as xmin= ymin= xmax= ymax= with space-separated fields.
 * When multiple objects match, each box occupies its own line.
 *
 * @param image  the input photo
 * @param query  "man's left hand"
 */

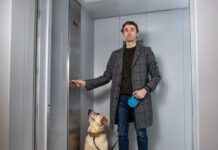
xmin=132 ymin=88 xmax=148 ymax=100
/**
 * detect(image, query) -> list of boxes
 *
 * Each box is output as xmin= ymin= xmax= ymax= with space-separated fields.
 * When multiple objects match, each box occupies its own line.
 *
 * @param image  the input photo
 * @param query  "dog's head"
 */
xmin=87 ymin=109 xmax=108 ymax=132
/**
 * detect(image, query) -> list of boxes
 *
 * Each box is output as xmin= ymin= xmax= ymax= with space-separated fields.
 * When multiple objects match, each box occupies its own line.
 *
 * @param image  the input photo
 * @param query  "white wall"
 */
xmin=0 ymin=0 xmax=11 ymax=150
xmin=93 ymin=8 xmax=192 ymax=150
xmin=191 ymin=0 xmax=218 ymax=149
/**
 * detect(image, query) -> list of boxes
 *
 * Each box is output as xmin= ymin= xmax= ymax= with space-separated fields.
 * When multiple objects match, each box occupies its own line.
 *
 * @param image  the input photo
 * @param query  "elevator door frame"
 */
xmin=35 ymin=0 xmax=52 ymax=150
xmin=34 ymin=0 xmax=199 ymax=150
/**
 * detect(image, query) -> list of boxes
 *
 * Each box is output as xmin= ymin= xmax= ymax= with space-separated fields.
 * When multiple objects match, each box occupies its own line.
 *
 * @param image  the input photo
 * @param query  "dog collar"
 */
xmin=88 ymin=131 xmax=105 ymax=137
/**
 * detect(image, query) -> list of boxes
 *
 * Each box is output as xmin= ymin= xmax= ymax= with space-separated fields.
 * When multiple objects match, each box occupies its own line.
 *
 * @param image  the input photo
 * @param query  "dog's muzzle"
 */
xmin=88 ymin=109 xmax=93 ymax=116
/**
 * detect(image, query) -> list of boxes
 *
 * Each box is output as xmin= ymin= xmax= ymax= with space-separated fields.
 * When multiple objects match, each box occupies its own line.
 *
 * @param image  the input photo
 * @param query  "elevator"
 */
xmin=2 ymin=0 xmax=218 ymax=150
xmin=36 ymin=0 xmax=193 ymax=150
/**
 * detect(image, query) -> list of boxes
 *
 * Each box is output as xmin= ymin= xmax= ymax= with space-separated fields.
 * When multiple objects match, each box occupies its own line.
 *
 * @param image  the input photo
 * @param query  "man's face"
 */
xmin=123 ymin=24 xmax=138 ymax=42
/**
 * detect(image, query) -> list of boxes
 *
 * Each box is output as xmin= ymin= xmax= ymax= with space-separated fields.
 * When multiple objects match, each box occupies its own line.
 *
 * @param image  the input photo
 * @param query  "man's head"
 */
xmin=121 ymin=21 xmax=139 ymax=42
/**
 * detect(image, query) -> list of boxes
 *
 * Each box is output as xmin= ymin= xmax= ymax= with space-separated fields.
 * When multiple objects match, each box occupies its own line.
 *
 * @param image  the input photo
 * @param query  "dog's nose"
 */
xmin=88 ymin=109 xmax=92 ymax=116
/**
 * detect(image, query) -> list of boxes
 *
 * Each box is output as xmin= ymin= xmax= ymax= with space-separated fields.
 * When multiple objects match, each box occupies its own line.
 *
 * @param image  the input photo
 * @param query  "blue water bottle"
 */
xmin=127 ymin=95 xmax=140 ymax=108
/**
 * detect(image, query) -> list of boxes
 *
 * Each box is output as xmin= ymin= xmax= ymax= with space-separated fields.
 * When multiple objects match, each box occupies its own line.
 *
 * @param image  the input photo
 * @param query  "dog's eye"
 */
xmin=96 ymin=113 xmax=99 ymax=115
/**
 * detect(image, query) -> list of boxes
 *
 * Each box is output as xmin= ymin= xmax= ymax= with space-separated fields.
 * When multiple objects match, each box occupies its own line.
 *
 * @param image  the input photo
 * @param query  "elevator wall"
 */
xmin=80 ymin=7 xmax=95 ymax=150
xmin=92 ymin=8 xmax=191 ymax=150
xmin=192 ymin=0 xmax=218 ymax=149
xmin=0 ymin=0 xmax=11 ymax=149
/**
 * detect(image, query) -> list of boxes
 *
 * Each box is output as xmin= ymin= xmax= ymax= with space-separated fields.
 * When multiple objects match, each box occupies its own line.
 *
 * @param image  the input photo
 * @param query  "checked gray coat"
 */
xmin=85 ymin=43 xmax=161 ymax=130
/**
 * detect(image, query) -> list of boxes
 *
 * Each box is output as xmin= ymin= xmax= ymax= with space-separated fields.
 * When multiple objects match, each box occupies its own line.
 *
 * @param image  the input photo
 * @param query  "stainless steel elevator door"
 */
xmin=68 ymin=0 xmax=81 ymax=150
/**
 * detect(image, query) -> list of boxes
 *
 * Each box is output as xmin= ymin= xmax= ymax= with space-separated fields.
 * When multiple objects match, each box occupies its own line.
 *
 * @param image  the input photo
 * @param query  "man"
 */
xmin=71 ymin=21 xmax=161 ymax=150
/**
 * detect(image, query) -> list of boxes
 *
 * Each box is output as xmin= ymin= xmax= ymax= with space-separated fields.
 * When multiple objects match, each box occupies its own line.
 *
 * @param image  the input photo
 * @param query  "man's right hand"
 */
xmin=70 ymin=79 xmax=86 ymax=87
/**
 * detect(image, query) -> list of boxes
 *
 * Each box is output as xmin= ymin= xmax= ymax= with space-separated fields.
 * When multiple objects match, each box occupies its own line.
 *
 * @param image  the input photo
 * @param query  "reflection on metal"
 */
xmin=35 ymin=0 xmax=52 ymax=150
xmin=68 ymin=85 xmax=80 ymax=150
xmin=68 ymin=0 xmax=81 ymax=150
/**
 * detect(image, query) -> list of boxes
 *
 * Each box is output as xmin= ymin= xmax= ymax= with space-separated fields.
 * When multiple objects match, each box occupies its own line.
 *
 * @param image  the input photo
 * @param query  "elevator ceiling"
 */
xmin=78 ymin=0 xmax=189 ymax=18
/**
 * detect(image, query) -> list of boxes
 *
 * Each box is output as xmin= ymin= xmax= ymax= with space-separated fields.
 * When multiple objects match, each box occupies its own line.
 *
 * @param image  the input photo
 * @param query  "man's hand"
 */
xmin=132 ymin=88 xmax=148 ymax=100
xmin=70 ymin=79 xmax=86 ymax=87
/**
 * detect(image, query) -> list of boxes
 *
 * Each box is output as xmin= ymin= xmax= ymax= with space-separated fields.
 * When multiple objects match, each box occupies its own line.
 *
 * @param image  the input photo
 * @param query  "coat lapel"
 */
xmin=131 ymin=44 xmax=142 ymax=69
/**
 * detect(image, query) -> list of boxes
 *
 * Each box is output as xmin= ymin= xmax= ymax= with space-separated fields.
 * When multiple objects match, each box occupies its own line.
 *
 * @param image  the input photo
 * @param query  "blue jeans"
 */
xmin=116 ymin=94 xmax=148 ymax=150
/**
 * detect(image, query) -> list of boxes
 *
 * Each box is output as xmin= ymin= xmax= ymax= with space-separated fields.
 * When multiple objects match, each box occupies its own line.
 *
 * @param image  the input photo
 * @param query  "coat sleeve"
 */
xmin=84 ymin=52 xmax=114 ymax=91
xmin=145 ymin=47 xmax=161 ymax=92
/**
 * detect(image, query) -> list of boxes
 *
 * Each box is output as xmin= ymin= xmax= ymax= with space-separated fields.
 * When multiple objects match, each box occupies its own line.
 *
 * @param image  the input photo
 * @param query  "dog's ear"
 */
xmin=100 ymin=116 xmax=108 ymax=125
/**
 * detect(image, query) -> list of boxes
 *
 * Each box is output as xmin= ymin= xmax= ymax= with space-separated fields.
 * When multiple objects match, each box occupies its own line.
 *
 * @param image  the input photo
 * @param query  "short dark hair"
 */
xmin=121 ymin=21 xmax=139 ymax=33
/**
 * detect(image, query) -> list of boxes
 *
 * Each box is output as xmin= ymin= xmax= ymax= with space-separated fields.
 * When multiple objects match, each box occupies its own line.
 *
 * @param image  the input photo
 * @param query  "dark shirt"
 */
xmin=120 ymin=45 xmax=136 ymax=94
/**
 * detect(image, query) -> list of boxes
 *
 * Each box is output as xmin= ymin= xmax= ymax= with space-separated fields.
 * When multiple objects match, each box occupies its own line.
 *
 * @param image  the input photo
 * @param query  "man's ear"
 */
xmin=100 ymin=116 xmax=108 ymax=125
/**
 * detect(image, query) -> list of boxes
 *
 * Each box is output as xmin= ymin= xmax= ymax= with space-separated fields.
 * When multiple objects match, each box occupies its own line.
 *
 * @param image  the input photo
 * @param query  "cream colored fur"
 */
xmin=84 ymin=109 xmax=108 ymax=150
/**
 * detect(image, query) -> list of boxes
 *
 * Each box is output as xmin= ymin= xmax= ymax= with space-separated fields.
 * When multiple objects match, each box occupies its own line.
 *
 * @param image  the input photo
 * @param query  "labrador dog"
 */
xmin=84 ymin=109 xmax=108 ymax=150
